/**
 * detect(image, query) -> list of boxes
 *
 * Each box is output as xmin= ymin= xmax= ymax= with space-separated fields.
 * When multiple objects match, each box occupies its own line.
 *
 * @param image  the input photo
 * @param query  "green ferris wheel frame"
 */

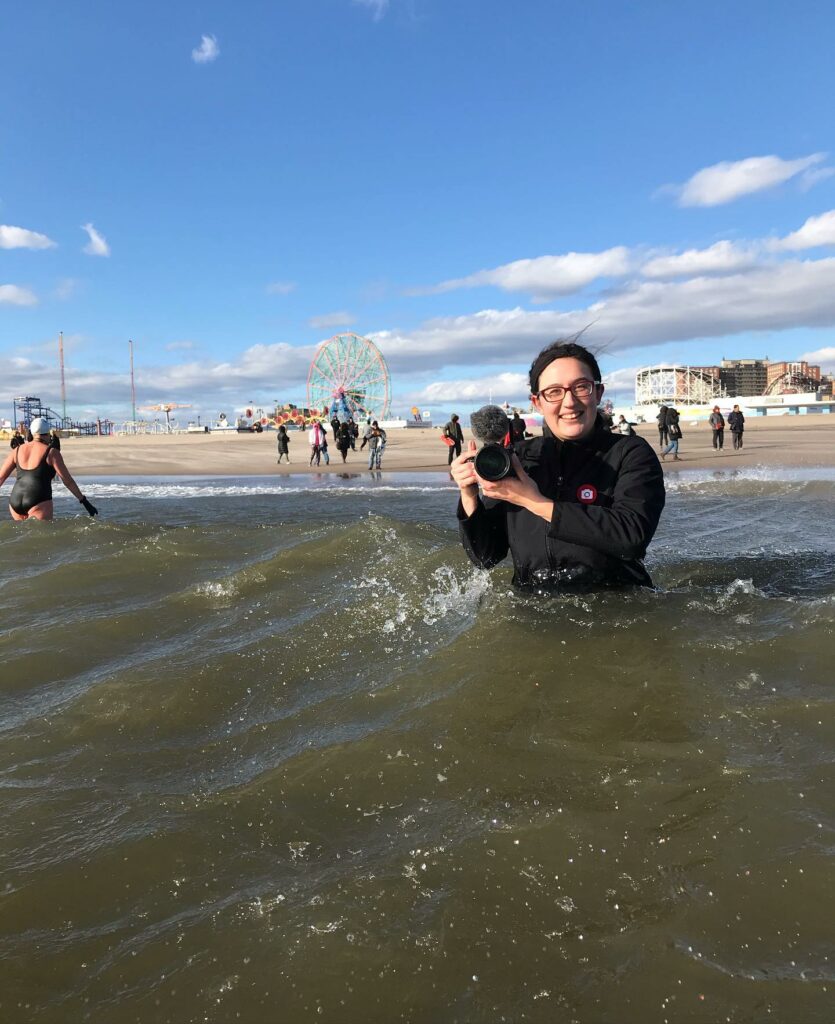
xmin=306 ymin=332 xmax=391 ymax=422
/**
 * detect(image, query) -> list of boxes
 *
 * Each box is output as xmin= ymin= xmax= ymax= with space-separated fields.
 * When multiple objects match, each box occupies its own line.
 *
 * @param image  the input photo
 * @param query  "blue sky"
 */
xmin=2 ymin=0 xmax=835 ymax=424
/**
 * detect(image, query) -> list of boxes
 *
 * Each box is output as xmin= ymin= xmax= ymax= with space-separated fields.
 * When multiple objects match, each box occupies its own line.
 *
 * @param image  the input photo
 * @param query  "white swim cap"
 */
xmin=29 ymin=417 xmax=50 ymax=436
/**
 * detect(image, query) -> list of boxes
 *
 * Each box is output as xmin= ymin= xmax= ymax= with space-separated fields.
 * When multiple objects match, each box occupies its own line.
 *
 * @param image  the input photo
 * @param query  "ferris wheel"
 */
xmin=307 ymin=332 xmax=391 ymax=422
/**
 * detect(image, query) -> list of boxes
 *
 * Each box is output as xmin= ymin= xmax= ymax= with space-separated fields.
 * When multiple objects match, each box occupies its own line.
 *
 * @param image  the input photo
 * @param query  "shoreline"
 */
xmin=44 ymin=416 xmax=835 ymax=478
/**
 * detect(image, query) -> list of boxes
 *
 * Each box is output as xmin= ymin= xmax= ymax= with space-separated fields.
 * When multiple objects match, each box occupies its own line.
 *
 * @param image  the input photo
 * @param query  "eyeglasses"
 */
xmin=535 ymin=379 xmax=600 ymax=403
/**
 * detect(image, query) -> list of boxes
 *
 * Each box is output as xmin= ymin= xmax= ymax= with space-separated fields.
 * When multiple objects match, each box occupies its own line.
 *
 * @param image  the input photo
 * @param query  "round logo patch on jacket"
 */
xmin=577 ymin=484 xmax=598 ymax=504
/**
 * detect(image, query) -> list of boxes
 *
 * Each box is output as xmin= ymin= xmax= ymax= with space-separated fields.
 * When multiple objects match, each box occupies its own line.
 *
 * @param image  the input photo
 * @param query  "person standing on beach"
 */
xmin=509 ymin=412 xmax=527 ymax=444
xmin=360 ymin=418 xmax=373 ymax=450
xmin=336 ymin=421 xmax=352 ymax=463
xmin=656 ymin=405 xmax=669 ymax=448
xmin=10 ymin=427 xmax=25 ymax=449
xmin=276 ymin=425 xmax=290 ymax=463
xmin=367 ymin=421 xmax=386 ymax=470
xmin=348 ymin=418 xmax=358 ymax=450
xmin=308 ymin=422 xmax=325 ymax=466
xmin=0 ymin=417 xmax=98 ymax=521
xmin=709 ymin=406 xmax=725 ymax=451
xmin=728 ymin=405 xmax=745 ymax=449
xmin=661 ymin=409 xmax=682 ymax=461
xmin=444 ymin=414 xmax=464 ymax=465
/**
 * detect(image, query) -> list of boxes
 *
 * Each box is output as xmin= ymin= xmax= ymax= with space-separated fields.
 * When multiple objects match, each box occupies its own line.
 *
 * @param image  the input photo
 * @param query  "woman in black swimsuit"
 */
xmin=0 ymin=418 xmax=98 ymax=521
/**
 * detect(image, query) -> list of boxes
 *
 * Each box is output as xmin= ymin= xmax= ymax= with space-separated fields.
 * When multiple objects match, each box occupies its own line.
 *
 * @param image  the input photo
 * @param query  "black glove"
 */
xmin=80 ymin=496 xmax=98 ymax=517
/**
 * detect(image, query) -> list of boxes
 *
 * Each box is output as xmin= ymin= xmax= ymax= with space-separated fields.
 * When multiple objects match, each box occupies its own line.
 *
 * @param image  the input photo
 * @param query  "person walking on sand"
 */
xmin=656 ymin=405 xmax=669 ymax=448
xmin=709 ymin=405 xmax=725 ymax=451
xmin=308 ymin=421 xmax=325 ymax=466
xmin=444 ymin=414 xmax=464 ymax=465
xmin=367 ymin=421 xmax=386 ymax=470
xmin=661 ymin=408 xmax=682 ymax=461
xmin=728 ymin=405 xmax=745 ymax=450
xmin=276 ymin=425 xmax=290 ymax=463
xmin=360 ymin=418 xmax=373 ymax=450
xmin=336 ymin=421 xmax=352 ymax=463
xmin=0 ymin=417 xmax=98 ymax=521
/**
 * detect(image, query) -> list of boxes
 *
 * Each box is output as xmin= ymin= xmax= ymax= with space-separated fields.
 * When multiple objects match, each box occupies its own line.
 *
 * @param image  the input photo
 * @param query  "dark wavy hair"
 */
xmin=529 ymin=337 xmax=602 ymax=393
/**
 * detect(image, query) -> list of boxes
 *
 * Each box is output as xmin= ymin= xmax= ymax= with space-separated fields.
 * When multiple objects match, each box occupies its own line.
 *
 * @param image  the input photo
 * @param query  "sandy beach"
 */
xmin=50 ymin=416 xmax=835 ymax=477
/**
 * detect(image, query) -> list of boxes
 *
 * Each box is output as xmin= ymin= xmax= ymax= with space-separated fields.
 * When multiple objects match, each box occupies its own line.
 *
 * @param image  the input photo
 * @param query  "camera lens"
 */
xmin=474 ymin=443 xmax=513 ymax=482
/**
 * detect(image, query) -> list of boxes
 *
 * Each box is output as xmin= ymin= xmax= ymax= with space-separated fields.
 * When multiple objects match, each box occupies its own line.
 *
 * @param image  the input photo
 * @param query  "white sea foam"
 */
xmin=73 ymin=473 xmax=458 ymax=500
xmin=662 ymin=464 xmax=835 ymax=493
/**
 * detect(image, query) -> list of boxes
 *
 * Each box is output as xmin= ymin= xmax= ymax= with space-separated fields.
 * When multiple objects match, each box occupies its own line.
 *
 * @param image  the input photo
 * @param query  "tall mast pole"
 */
xmin=129 ymin=339 xmax=137 ymax=425
xmin=58 ymin=331 xmax=67 ymax=423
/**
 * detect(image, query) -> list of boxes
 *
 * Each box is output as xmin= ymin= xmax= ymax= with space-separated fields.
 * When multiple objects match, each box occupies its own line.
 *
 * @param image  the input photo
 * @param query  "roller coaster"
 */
xmin=9 ymin=396 xmax=114 ymax=436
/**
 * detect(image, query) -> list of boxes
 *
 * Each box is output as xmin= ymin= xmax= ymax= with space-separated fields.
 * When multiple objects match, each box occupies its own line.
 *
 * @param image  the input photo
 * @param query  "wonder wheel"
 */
xmin=307 ymin=333 xmax=391 ymax=422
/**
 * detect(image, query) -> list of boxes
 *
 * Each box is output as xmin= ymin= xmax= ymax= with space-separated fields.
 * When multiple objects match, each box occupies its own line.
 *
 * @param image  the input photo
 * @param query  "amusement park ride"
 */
xmin=139 ymin=403 xmax=192 ymax=432
xmin=268 ymin=333 xmax=392 ymax=428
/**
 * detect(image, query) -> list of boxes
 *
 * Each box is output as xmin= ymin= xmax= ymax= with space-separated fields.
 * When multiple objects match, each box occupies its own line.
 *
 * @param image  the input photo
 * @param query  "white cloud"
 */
xmin=309 ymin=311 xmax=354 ymax=329
xmin=601 ymin=365 xmax=642 ymax=398
xmin=772 ymin=209 xmax=835 ymax=251
xmin=674 ymin=153 xmax=828 ymax=207
xmin=266 ymin=280 xmax=297 ymax=295
xmin=192 ymin=34 xmax=219 ymax=63
xmin=420 ymin=247 xmax=632 ymax=301
xmin=81 ymin=223 xmax=110 ymax=257
xmin=0 ymin=224 xmax=56 ymax=250
xmin=166 ymin=340 xmax=197 ymax=351
xmin=642 ymin=240 xmax=759 ymax=279
xmin=373 ymin=257 xmax=835 ymax=373
xmin=353 ymin=0 xmax=389 ymax=21
xmin=799 ymin=345 xmax=835 ymax=373
xmin=0 ymin=284 xmax=38 ymax=306
xmin=0 ymin=341 xmax=318 ymax=422
xmin=411 ymin=372 xmax=530 ymax=406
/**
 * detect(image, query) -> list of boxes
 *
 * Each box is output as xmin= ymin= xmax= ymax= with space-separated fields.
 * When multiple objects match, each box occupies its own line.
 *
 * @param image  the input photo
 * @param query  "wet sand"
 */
xmin=55 ymin=416 xmax=835 ymax=477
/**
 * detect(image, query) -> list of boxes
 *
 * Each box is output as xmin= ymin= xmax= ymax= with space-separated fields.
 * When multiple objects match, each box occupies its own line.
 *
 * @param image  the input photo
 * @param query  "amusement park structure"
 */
xmin=139 ymin=403 xmax=193 ymax=432
xmin=307 ymin=333 xmax=391 ymax=423
xmin=10 ymin=396 xmax=114 ymax=436
xmin=635 ymin=366 xmax=726 ymax=406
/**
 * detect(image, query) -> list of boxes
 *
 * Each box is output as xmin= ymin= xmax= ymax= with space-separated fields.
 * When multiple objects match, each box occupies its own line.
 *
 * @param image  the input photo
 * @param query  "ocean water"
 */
xmin=1 ymin=468 xmax=833 ymax=1024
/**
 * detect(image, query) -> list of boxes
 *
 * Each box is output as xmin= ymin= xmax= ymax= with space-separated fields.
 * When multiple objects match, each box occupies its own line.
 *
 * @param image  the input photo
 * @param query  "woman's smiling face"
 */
xmin=531 ymin=356 xmax=604 ymax=442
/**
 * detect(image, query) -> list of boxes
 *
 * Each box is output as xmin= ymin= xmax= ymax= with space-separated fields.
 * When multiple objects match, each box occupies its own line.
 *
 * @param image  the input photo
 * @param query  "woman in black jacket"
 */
xmin=451 ymin=340 xmax=665 ymax=590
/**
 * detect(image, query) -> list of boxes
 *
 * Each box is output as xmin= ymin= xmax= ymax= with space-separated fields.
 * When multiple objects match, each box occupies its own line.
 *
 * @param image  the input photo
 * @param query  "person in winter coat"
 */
xmin=367 ymin=421 xmax=387 ymax=469
xmin=336 ymin=421 xmax=353 ymax=463
xmin=661 ymin=408 xmax=682 ymax=461
xmin=276 ymin=425 xmax=290 ymax=463
xmin=509 ymin=412 xmax=527 ymax=444
xmin=728 ymin=405 xmax=745 ymax=449
xmin=656 ymin=405 xmax=669 ymax=448
xmin=444 ymin=414 xmax=464 ymax=465
xmin=613 ymin=415 xmax=635 ymax=436
xmin=308 ymin=422 xmax=326 ymax=466
xmin=450 ymin=338 xmax=665 ymax=591
xmin=708 ymin=406 xmax=725 ymax=451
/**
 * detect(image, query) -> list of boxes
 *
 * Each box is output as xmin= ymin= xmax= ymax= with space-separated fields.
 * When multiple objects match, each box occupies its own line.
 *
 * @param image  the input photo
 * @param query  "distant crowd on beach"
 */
xmin=274 ymin=416 xmax=388 ymax=469
xmin=603 ymin=404 xmax=746 ymax=461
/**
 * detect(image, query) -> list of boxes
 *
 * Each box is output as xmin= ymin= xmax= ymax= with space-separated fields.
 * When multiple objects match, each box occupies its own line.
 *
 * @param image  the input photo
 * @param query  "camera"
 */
xmin=474 ymin=442 xmax=514 ymax=482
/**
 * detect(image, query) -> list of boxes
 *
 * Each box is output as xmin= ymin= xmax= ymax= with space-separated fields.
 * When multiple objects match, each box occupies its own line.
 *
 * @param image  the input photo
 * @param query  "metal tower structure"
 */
xmin=58 ymin=331 xmax=67 ymax=423
xmin=129 ymin=339 xmax=137 ymax=424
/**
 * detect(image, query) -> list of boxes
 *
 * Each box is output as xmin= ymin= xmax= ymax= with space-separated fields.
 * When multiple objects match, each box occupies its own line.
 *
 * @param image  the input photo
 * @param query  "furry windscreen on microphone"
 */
xmin=470 ymin=405 xmax=510 ymax=444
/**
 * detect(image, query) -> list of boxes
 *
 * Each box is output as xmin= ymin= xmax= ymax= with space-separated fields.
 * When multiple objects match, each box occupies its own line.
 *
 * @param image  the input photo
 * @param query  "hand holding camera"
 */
xmin=452 ymin=405 xmax=545 ymax=516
